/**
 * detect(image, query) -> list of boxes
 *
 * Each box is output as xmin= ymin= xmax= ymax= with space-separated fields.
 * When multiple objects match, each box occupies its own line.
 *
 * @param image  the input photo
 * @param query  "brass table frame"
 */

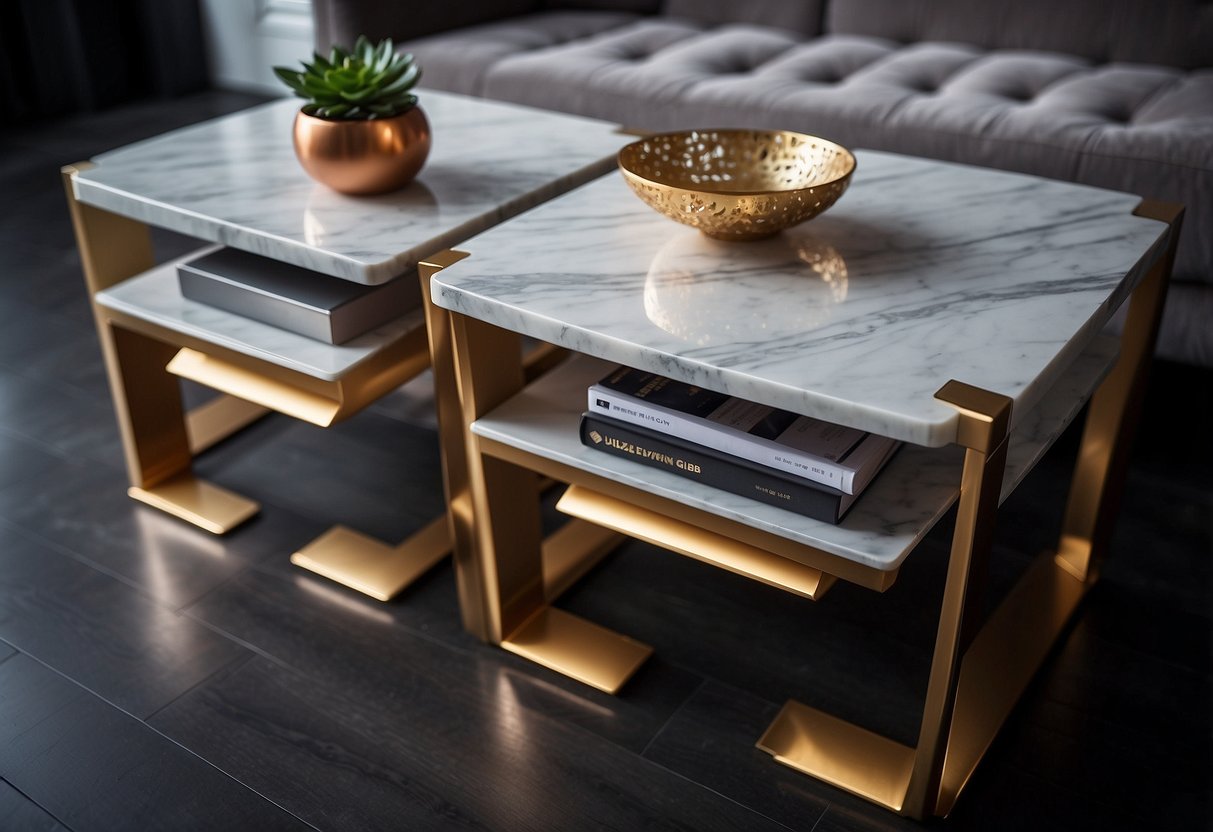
xmin=63 ymin=165 xmax=622 ymax=602
xmin=426 ymin=200 xmax=1182 ymax=818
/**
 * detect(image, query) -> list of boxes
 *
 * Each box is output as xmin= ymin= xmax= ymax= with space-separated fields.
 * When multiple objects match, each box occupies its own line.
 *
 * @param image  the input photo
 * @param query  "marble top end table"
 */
xmin=63 ymin=90 xmax=629 ymax=601
xmin=424 ymin=151 xmax=1182 ymax=818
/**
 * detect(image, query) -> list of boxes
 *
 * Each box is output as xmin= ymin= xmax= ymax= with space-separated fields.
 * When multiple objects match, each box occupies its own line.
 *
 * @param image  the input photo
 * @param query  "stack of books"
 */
xmin=177 ymin=248 xmax=417 ymax=345
xmin=579 ymin=366 xmax=901 ymax=524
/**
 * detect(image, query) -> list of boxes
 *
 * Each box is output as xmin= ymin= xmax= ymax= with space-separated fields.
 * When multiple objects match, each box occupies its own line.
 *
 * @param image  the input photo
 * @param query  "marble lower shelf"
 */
xmin=95 ymin=247 xmax=426 ymax=382
xmin=471 ymin=335 xmax=1119 ymax=573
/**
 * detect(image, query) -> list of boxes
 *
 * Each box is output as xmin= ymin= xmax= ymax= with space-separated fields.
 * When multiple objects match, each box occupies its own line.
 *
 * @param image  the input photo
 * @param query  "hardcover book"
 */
xmin=178 ymin=247 xmax=419 ymax=345
xmin=587 ymin=366 xmax=899 ymax=495
xmin=580 ymin=413 xmax=899 ymax=524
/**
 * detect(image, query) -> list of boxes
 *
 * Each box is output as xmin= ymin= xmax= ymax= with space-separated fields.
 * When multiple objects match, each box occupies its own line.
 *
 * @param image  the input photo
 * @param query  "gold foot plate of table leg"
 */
xmin=502 ymin=606 xmax=652 ymax=695
xmin=129 ymin=474 xmax=259 ymax=534
xmin=291 ymin=514 xmax=452 ymax=602
xmin=758 ymin=700 xmax=915 ymax=812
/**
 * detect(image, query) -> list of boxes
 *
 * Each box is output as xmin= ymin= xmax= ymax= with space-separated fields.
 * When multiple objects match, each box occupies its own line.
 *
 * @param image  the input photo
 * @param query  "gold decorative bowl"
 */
xmin=618 ymin=129 xmax=855 ymax=240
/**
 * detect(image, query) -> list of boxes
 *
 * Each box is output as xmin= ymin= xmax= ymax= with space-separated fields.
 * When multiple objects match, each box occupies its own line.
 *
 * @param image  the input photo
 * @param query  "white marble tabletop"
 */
xmin=434 ymin=151 xmax=1169 ymax=447
xmin=72 ymin=90 xmax=628 ymax=284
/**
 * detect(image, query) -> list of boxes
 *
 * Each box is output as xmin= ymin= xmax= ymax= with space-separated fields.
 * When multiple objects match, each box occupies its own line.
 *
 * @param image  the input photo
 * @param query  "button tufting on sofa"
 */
xmin=999 ymin=89 xmax=1034 ymax=102
xmin=324 ymin=0 xmax=1213 ymax=365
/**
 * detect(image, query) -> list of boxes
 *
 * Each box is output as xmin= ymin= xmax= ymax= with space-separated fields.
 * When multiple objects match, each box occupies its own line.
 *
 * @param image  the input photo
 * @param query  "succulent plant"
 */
xmin=274 ymin=36 xmax=421 ymax=120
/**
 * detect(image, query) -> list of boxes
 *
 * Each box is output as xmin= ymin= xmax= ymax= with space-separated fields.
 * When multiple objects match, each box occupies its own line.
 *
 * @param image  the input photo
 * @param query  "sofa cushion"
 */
xmin=481 ymin=23 xmax=1213 ymax=286
xmin=1153 ymin=282 xmax=1213 ymax=366
xmin=484 ymin=21 xmax=812 ymax=124
xmin=405 ymin=11 xmax=641 ymax=95
xmin=314 ymin=0 xmax=540 ymax=49
xmin=547 ymin=0 xmax=658 ymax=11
xmin=482 ymin=19 xmax=713 ymax=122
xmin=664 ymin=0 xmax=825 ymax=37
xmin=825 ymin=0 xmax=1213 ymax=69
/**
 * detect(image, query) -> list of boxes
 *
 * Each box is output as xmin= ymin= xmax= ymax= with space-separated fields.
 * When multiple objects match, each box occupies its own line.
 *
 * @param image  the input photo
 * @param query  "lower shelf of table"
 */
xmin=94 ymin=247 xmax=427 ymax=383
xmin=471 ymin=335 xmax=1119 ymax=575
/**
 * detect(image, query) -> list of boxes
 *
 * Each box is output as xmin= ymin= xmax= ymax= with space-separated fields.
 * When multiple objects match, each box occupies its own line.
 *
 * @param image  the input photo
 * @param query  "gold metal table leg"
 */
xmin=439 ymin=287 xmax=652 ymax=691
xmin=64 ymin=164 xmax=259 ymax=534
xmin=1056 ymin=200 xmax=1184 ymax=584
xmin=932 ymin=199 xmax=1184 ymax=815
xmin=758 ymin=381 xmax=1013 ymax=816
xmin=104 ymin=321 xmax=260 ymax=534
xmin=902 ymin=382 xmax=1012 ymax=816
xmin=757 ymin=200 xmax=1183 ymax=818
xmin=421 ymin=252 xmax=491 ymax=634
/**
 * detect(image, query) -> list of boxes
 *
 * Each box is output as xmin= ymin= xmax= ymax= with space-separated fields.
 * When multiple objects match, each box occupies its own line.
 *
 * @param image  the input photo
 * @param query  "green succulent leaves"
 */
xmin=274 ymin=36 xmax=421 ymax=120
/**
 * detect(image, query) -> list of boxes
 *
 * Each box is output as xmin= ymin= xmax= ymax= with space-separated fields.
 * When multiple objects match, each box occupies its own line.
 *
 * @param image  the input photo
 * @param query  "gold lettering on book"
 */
xmin=602 ymin=433 xmax=701 ymax=475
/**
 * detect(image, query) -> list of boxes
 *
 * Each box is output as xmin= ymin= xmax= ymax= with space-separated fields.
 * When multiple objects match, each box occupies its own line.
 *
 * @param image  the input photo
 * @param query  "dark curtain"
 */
xmin=0 ymin=0 xmax=208 ymax=125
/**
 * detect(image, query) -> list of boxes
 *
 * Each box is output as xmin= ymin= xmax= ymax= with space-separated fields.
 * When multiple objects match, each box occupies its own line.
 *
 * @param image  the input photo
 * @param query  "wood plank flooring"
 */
xmin=0 ymin=91 xmax=1208 ymax=831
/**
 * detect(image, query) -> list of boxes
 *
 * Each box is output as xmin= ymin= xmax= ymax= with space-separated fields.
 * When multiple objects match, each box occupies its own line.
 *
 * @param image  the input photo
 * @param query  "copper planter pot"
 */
xmin=292 ymin=107 xmax=431 ymax=195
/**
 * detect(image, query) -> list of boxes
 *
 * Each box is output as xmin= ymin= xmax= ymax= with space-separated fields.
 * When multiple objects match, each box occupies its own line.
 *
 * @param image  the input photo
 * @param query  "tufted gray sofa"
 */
xmin=313 ymin=0 xmax=1213 ymax=366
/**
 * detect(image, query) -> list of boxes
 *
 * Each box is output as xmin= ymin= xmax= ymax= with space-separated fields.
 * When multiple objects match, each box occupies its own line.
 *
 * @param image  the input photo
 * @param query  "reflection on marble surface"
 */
xmin=74 ymin=91 xmax=627 ymax=284
xmin=644 ymin=230 xmax=847 ymax=346
xmin=435 ymin=151 xmax=1168 ymax=446
xmin=303 ymin=180 xmax=438 ymax=248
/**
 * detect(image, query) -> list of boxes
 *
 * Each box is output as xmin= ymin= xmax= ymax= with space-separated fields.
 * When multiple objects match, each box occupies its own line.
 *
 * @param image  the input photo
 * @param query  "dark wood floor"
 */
xmin=0 ymin=91 xmax=1209 ymax=832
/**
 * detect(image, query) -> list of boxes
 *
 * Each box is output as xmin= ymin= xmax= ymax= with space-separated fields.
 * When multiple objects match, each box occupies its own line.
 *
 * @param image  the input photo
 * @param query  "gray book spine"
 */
xmin=178 ymin=248 xmax=419 ymax=345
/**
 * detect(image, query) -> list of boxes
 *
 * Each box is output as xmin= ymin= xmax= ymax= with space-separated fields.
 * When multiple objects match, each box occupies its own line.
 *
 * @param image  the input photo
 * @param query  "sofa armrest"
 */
xmin=312 ymin=0 xmax=543 ymax=51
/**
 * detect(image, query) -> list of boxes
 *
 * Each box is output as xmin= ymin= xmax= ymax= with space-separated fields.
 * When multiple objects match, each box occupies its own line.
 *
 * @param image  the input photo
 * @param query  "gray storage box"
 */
xmin=178 ymin=248 xmax=419 ymax=345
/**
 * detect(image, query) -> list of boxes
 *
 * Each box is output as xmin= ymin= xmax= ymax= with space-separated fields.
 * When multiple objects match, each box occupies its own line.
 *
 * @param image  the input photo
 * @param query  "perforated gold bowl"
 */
xmin=618 ymin=129 xmax=855 ymax=240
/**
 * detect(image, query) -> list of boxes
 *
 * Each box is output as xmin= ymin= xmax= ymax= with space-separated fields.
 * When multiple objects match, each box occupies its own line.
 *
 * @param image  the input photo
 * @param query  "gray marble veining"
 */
xmin=472 ymin=337 xmax=1116 ymax=570
xmin=434 ymin=151 xmax=1168 ymax=447
xmin=96 ymin=249 xmax=424 ymax=381
xmin=73 ymin=91 xmax=628 ymax=284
